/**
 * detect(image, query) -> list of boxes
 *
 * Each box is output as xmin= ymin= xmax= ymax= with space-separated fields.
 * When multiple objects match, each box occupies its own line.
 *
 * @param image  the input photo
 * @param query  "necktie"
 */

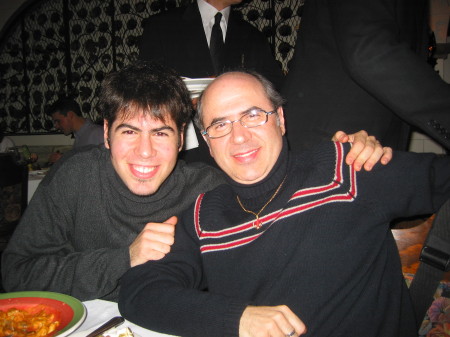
xmin=210 ymin=12 xmax=224 ymax=75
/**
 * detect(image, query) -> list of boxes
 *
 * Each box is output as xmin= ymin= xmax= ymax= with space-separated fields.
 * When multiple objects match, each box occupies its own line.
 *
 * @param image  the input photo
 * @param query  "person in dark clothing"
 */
xmin=282 ymin=0 xmax=450 ymax=153
xmin=139 ymin=0 xmax=285 ymax=166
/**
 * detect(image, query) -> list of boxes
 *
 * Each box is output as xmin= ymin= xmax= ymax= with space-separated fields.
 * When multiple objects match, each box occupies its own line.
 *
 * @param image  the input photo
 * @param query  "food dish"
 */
xmin=182 ymin=77 xmax=214 ymax=99
xmin=0 ymin=291 xmax=86 ymax=336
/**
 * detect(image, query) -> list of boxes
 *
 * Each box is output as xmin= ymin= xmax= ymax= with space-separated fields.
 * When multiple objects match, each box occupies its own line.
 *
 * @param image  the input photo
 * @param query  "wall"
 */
xmin=0 ymin=0 xmax=27 ymax=30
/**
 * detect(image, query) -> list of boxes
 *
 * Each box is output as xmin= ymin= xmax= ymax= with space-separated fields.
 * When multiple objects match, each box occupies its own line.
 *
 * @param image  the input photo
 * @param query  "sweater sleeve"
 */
xmin=1 ymin=163 xmax=130 ymax=301
xmin=119 ymin=202 xmax=249 ymax=337
xmin=356 ymin=149 xmax=450 ymax=219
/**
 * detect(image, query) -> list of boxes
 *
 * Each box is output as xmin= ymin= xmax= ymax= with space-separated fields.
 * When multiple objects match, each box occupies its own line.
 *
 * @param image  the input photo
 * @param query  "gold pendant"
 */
xmin=254 ymin=216 xmax=262 ymax=229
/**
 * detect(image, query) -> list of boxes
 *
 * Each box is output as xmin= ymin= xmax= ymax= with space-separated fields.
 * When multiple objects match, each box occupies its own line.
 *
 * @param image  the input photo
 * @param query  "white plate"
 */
xmin=29 ymin=169 xmax=49 ymax=176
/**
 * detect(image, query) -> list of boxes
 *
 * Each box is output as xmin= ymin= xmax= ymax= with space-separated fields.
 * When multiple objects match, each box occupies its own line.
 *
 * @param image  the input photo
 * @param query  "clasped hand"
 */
xmin=129 ymin=216 xmax=177 ymax=267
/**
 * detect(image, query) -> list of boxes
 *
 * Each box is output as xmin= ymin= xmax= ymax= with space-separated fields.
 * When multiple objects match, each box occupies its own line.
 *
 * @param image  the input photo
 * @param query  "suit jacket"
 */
xmin=139 ymin=2 xmax=284 ymax=166
xmin=139 ymin=2 xmax=284 ymax=87
xmin=282 ymin=0 xmax=450 ymax=152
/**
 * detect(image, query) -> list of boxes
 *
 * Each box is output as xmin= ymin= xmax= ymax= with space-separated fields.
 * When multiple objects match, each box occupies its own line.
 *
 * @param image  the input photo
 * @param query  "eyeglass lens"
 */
xmin=205 ymin=109 xmax=273 ymax=138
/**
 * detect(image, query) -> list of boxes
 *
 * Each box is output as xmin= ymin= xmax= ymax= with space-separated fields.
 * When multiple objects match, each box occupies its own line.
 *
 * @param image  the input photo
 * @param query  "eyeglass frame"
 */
xmin=201 ymin=108 xmax=278 ymax=139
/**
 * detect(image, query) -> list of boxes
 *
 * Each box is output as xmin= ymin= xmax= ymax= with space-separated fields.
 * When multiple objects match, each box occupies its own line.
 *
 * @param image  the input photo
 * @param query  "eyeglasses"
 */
xmin=201 ymin=108 xmax=277 ymax=139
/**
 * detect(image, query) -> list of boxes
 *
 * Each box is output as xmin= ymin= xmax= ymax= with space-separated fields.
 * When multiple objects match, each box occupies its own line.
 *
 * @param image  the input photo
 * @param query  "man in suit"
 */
xmin=139 ymin=0 xmax=284 ymax=165
xmin=282 ymin=0 xmax=450 ymax=153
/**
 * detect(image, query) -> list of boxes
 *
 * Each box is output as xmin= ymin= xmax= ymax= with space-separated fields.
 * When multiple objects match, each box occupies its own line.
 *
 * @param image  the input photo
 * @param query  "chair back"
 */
xmin=392 ymin=216 xmax=450 ymax=282
xmin=392 ymin=214 xmax=450 ymax=333
xmin=0 ymin=153 xmax=28 ymax=251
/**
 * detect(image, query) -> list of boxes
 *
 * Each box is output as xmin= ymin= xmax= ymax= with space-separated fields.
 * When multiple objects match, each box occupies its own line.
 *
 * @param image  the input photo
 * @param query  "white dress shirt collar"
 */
xmin=197 ymin=0 xmax=231 ymax=46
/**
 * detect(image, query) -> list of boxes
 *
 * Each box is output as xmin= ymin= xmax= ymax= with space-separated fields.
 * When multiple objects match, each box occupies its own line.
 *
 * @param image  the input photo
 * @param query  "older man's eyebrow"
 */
xmin=115 ymin=123 xmax=175 ymax=133
xmin=209 ymin=106 xmax=261 ymax=125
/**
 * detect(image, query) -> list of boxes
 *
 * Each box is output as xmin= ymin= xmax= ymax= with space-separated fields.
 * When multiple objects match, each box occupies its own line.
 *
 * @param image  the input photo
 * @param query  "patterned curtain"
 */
xmin=0 ymin=0 xmax=303 ymax=135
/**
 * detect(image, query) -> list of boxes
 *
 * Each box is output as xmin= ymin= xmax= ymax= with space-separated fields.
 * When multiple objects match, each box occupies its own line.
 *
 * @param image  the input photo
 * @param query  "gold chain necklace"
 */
xmin=236 ymin=175 xmax=287 ymax=229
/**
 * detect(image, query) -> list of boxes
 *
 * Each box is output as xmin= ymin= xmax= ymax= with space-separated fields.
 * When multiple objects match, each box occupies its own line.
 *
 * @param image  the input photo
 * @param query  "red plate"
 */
xmin=0 ymin=291 xmax=86 ymax=336
xmin=0 ymin=297 xmax=73 ymax=328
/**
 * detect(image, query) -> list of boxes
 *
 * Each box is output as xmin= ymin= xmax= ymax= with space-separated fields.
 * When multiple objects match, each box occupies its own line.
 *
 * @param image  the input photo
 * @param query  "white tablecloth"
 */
xmin=28 ymin=171 xmax=46 ymax=203
xmin=70 ymin=299 xmax=176 ymax=337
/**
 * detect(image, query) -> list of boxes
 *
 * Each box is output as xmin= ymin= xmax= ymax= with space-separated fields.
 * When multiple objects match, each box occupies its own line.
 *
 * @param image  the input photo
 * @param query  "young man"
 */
xmin=1 ymin=62 xmax=389 ymax=302
xmin=1 ymin=62 xmax=223 ymax=301
xmin=119 ymin=71 xmax=450 ymax=337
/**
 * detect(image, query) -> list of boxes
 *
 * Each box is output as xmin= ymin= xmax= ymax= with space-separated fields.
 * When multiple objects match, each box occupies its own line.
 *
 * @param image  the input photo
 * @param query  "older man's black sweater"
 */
xmin=120 ymin=141 xmax=450 ymax=337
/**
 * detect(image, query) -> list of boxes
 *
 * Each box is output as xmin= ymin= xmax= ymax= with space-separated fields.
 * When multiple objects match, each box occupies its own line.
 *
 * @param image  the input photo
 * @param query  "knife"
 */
xmin=85 ymin=316 xmax=125 ymax=337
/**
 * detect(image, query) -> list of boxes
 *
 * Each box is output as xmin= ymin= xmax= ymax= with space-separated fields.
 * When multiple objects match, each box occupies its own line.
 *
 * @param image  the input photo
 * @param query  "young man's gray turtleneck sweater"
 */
xmin=2 ymin=145 xmax=225 ymax=301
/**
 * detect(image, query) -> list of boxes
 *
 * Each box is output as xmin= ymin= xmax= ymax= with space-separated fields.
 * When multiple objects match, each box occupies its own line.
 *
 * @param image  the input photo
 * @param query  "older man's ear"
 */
xmin=276 ymin=106 xmax=286 ymax=135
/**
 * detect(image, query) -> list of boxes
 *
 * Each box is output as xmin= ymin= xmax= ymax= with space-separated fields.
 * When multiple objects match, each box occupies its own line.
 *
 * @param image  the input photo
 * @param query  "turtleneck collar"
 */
xmin=227 ymin=137 xmax=289 ymax=200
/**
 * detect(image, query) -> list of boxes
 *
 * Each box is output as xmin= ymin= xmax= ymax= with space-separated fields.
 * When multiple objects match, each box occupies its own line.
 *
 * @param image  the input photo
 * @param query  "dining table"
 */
xmin=70 ymin=299 xmax=177 ymax=337
xmin=27 ymin=170 xmax=47 ymax=204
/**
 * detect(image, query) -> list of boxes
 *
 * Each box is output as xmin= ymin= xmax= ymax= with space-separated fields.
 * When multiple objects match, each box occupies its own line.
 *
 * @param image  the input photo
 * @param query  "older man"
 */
xmin=119 ymin=71 xmax=450 ymax=337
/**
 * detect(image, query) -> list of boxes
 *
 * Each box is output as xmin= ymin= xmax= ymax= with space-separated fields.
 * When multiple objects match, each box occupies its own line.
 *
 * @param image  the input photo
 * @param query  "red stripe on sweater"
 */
xmin=291 ymin=142 xmax=344 ymax=199
xmin=194 ymin=143 xmax=357 ymax=251
xmin=201 ymin=232 xmax=262 ymax=252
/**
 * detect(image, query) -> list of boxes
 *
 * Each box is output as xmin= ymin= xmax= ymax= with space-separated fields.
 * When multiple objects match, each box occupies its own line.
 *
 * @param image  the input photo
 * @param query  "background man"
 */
xmin=48 ymin=97 xmax=104 ymax=163
xmin=119 ymin=71 xmax=450 ymax=337
xmin=49 ymin=97 xmax=104 ymax=148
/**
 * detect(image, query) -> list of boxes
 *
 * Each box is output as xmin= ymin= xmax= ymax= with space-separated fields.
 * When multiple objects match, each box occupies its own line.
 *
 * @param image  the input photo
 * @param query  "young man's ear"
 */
xmin=103 ymin=119 xmax=110 ymax=149
xmin=178 ymin=123 xmax=185 ymax=152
